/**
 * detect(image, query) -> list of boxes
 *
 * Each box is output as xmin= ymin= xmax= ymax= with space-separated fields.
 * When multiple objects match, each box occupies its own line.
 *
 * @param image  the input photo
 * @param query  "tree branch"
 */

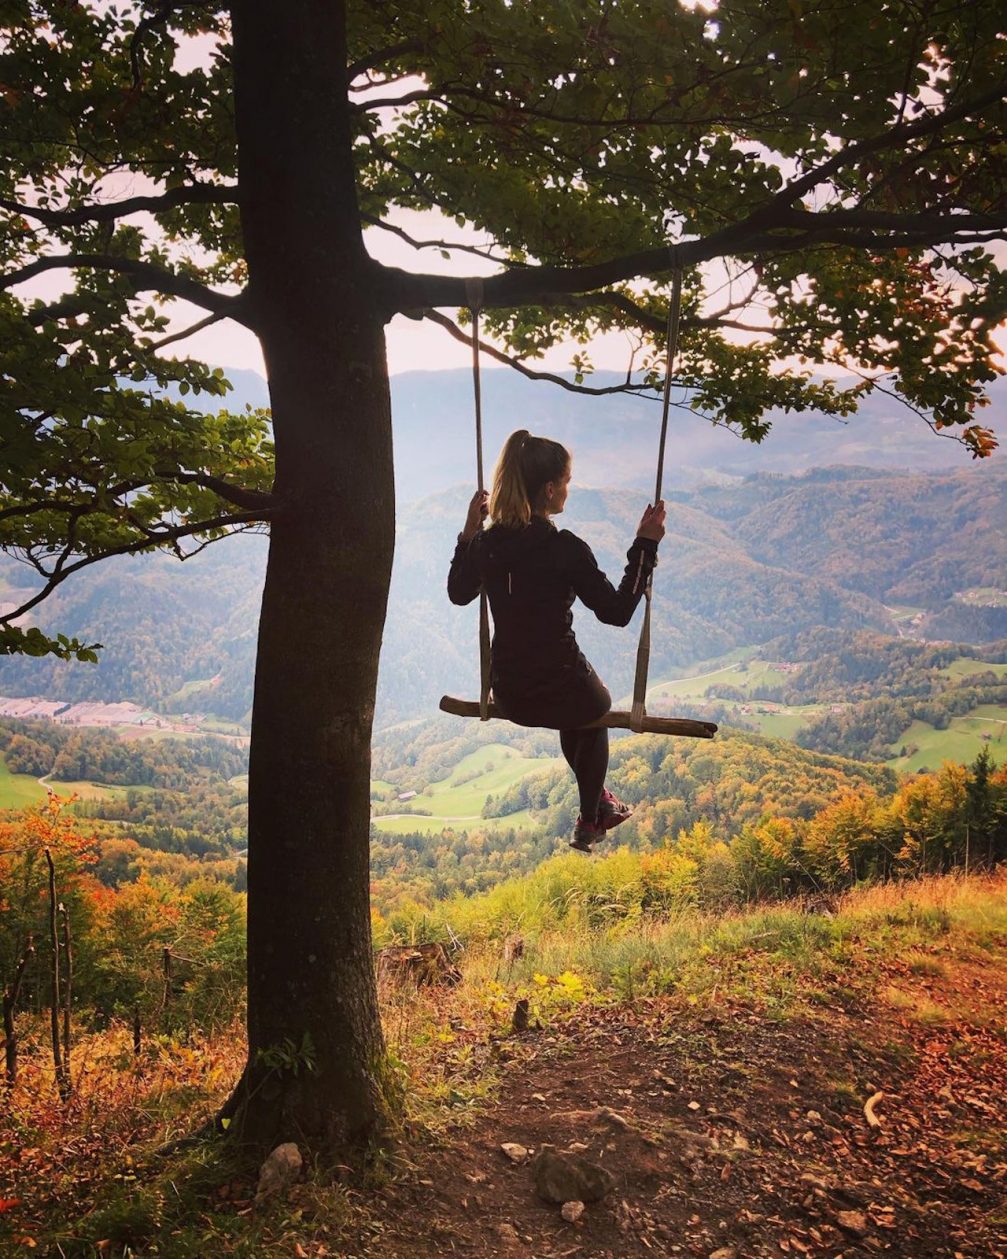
xmin=144 ymin=310 xmax=226 ymax=351
xmin=0 ymin=475 xmax=275 ymax=523
xmin=346 ymin=40 xmax=423 ymax=83
xmin=2 ymin=511 xmax=270 ymax=626
xmin=381 ymin=212 xmax=1007 ymax=313
xmin=2 ymin=255 xmax=251 ymax=325
xmin=422 ymin=307 xmax=661 ymax=397
xmin=0 ymin=183 xmax=238 ymax=230
xmin=778 ymin=83 xmax=1007 ymax=206
xmin=167 ymin=473 xmax=275 ymax=510
xmin=361 ymin=212 xmax=517 ymax=265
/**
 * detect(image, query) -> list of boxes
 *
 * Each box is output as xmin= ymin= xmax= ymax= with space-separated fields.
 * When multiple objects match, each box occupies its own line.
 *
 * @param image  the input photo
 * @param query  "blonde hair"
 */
xmin=489 ymin=430 xmax=570 ymax=528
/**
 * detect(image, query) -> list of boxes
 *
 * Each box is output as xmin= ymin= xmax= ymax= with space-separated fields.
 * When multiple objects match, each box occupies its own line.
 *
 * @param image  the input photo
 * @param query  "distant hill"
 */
xmin=2 ymin=458 xmax=1004 ymax=728
xmin=174 ymin=364 xmax=996 ymax=500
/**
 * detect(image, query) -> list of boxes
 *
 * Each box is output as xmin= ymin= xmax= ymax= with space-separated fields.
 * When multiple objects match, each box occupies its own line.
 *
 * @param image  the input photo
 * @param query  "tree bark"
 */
xmin=225 ymin=0 xmax=394 ymax=1154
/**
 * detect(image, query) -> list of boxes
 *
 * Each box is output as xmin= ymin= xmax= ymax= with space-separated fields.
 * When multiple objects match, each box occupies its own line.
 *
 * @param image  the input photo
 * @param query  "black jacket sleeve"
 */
xmin=566 ymin=533 xmax=659 ymax=627
xmin=447 ymin=533 xmax=482 ymax=606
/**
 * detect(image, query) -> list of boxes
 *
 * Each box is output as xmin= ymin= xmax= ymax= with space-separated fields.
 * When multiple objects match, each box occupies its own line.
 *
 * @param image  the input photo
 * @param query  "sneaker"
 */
xmin=598 ymin=788 xmax=633 ymax=831
xmin=569 ymin=817 xmax=605 ymax=853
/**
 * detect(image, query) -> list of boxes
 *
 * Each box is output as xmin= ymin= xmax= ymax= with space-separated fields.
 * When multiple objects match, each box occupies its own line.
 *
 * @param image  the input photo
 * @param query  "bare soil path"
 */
xmin=362 ymin=940 xmax=1007 ymax=1258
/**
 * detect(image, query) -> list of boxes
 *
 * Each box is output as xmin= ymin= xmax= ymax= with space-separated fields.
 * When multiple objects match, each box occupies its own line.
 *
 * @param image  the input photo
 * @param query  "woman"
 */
xmin=447 ymin=429 xmax=666 ymax=852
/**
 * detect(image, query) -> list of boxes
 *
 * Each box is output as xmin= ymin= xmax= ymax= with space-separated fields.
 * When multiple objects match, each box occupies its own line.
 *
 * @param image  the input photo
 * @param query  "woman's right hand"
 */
xmin=461 ymin=489 xmax=489 ymax=541
xmin=636 ymin=500 xmax=666 ymax=543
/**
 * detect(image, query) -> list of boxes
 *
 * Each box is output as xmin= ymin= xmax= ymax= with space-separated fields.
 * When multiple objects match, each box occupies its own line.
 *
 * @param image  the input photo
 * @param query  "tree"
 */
xmin=1 ymin=0 xmax=1005 ymax=1155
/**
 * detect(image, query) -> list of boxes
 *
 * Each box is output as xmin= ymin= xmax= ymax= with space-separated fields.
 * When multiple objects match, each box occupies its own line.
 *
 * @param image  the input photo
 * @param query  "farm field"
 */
xmin=885 ymin=603 xmax=925 ymax=622
xmin=642 ymin=658 xmax=828 ymax=741
xmin=371 ymin=742 xmax=560 ymax=835
xmin=940 ymin=657 xmax=1007 ymax=681
xmin=372 ymin=806 xmax=538 ymax=836
xmin=888 ymin=704 xmax=1007 ymax=773
xmin=0 ymin=762 xmax=127 ymax=810
xmin=644 ymin=655 xmax=793 ymax=702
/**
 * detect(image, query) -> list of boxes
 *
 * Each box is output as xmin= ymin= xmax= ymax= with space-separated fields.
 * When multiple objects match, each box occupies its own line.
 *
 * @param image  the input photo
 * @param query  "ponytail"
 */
xmin=489 ymin=430 xmax=570 ymax=528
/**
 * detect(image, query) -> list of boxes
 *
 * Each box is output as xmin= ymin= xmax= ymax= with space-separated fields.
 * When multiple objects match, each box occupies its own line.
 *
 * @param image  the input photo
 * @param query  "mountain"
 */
xmin=177 ymin=364 xmax=998 ymax=500
xmin=2 ymin=456 xmax=1004 ymax=728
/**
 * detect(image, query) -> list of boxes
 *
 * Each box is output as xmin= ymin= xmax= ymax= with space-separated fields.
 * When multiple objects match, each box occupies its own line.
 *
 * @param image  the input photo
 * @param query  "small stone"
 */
xmin=255 ymin=1142 xmax=302 ymax=1204
xmin=533 ymin=1145 xmax=615 ymax=1204
xmin=806 ymin=1110 xmax=822 ymax=1122
xmin=568 ymin=1141 xmax=590 ymax=1152
xmin=709 ymin=1249 xmax=737 ymax=1259
xmin=500 ymin=1142 xmax=528 ymax=1164
xmin=494 ymin=1222 xmax=520 ymax=1244
xmin=836 ymin=1209 xmax=869 ymax=1237
xmin=561 ymin=1200 xmax=586 ymax=1223
xmin=688 ymin=1100 xmax=701 ymax=1111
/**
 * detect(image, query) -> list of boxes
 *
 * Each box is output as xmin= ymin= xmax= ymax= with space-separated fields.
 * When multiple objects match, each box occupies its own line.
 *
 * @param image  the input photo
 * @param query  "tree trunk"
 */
xmin=60 ymin=903 xmax=72 ymax=1072
xmin=45 ymin=850 xmax=69 ymax=1099
xmin=226 ymin=0 xmax=395 ymax=1153
xmin=3 ymin=934 xmax=34 ymax=1085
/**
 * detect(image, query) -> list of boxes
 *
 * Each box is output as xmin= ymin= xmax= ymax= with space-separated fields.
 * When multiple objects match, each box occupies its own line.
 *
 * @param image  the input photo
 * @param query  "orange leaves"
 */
xmin=961 ymin=425 xmax=999 ymax=460
xmin=0 ymin=794 xmax=97 ymax=867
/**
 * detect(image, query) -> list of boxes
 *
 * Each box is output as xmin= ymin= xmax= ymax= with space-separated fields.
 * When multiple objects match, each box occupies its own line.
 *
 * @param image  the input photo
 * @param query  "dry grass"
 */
xmin=2 ymin=870 xmax=1006 ymax=1255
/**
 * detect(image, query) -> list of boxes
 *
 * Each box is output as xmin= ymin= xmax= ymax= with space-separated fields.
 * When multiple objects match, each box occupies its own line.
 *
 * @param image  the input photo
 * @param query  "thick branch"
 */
xmin=2 ymin=254 xmax=251 ymax=325
xmin=168 ymin=473 xmax=276 ymax=510
xmin=382 ymin=212 xmax=1007 ymax=313
xmin=0 ymin=183 xmax=238 ymax=230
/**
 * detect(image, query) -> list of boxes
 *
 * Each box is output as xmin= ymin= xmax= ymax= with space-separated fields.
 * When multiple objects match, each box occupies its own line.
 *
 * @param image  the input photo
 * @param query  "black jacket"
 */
xmin=447 ymin=516 xmax=658 ymax=695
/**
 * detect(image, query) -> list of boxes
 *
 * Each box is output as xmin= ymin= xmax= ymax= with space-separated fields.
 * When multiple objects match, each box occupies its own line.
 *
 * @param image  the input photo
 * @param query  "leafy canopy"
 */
xmin=1 ymin=0 xmax=1006 ymax=652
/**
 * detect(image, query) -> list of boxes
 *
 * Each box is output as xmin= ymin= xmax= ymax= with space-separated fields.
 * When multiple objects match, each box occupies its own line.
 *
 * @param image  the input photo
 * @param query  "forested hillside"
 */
xmin=368 ymin=725 xmax=898 ymax=912
xmin=3 ymin=463 xmax=1004 ymax=728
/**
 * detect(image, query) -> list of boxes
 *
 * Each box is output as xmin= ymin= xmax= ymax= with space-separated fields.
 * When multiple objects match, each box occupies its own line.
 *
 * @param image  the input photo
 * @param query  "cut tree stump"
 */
xmin=376 ymin=943 xmax=462 ymax=987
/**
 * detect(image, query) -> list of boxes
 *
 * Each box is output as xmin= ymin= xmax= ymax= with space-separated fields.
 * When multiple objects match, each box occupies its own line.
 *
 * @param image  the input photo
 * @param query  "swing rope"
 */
xmin=630 ymin=266 xmax=683 ymax=732
xmin=466 ymin=278 xmax=492 ymax=721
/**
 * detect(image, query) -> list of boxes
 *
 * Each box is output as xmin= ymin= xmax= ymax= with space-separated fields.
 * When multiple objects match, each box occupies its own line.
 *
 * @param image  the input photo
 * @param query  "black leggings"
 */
xmin=559 ymin=727 xmax=609 ymax=824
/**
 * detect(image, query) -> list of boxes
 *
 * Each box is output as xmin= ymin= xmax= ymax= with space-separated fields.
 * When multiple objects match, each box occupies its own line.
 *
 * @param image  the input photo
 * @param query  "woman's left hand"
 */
xmin=461 ymin=489 xmax=489 ymax=541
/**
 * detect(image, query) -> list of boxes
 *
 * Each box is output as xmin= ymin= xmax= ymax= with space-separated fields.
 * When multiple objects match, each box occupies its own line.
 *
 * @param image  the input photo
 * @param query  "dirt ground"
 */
xmin=358 ymin=945 xmax=1007 ymax=1259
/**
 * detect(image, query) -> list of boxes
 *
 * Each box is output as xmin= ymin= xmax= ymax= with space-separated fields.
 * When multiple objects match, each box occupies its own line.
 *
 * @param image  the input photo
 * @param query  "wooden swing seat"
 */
xmin=439 ymin=695 xmax=717 ymax=739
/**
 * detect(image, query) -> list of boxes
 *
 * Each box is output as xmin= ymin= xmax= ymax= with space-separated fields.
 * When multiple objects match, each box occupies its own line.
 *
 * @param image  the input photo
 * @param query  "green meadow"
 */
xmin=643 ymin=656 xmax=826 ymax=741
xmin=888 ymin=705 xmax=1007 ymax=773
xmin=939 ymin=657 xmax=1007 ymax=681
xmin=371 ymin=742 xmax=560 ymax=835
xmin=0 ymin=761 xmax=127 ymax=811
